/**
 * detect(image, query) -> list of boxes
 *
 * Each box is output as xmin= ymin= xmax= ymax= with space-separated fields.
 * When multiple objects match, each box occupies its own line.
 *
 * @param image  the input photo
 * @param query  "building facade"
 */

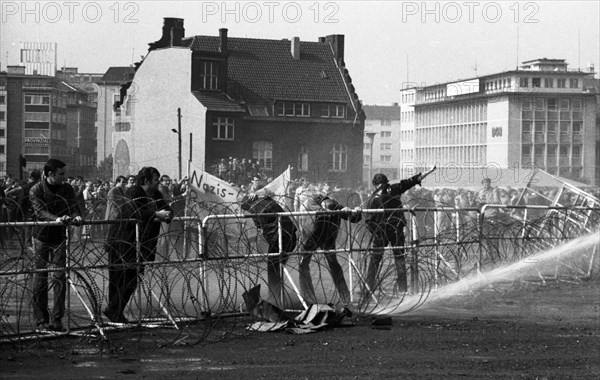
xmin=0 ymin=66 xmax=97 ymax=178
xmin=362 ymin=104 xmax=401 ymax=184
xmin=19 ymin=42 xmax=57 ymax=76
xmin=0 ymin=75 xmax=7 ymax=177
xmin=113 ymin=18 xmax=365 ymax=187
xmin=400 ymin=58 xmax=598 ymax=186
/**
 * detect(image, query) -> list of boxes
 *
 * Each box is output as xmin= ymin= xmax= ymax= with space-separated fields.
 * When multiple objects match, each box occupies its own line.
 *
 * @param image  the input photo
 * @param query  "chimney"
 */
xmin=149 ymin=18 xmax=185 ymax=51
xmin=291 ymin=37 xmax=300 ymax=60
xmin=169 ymin=18 xmax=185 ymax=46
xmin=219 ymin=28 xmax=228 ymax=54
xmin=325 ymin=34 xmax=344 ymax=63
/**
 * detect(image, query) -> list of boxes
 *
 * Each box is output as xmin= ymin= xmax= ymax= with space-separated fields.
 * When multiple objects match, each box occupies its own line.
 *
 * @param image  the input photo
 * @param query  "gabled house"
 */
xmin=113 ymin=18 xmax=365 ymax=187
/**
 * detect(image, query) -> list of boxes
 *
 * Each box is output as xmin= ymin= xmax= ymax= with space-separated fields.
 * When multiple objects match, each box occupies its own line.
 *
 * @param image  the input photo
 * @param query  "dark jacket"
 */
xmin=106 ymin=185 xmax=172 ymax=256
xmin=366 ymin=173 xmax=422 ymax=232
xmin=308 ymin=198 xmax=362 ymax=249
xmin=243 ymin=196 xmax=297 ymax=238
xmin=30 ymin=180 xmax=81 ymax=244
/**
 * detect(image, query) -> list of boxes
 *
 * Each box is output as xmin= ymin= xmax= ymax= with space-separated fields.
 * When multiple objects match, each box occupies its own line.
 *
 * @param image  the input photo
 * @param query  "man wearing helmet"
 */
xmin=364 ymin=165 xmax=436 ymax=297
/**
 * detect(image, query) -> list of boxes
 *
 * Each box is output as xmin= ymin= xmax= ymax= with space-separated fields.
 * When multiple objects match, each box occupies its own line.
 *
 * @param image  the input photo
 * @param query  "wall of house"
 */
xmin=121 ymin=47 xmax=207 ymax=179
xmin=205 ymin=118 xmax=364 ymax=187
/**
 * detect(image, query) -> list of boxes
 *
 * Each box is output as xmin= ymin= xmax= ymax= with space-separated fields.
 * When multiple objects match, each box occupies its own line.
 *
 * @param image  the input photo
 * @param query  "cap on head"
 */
xmin=372 ymin=173 xmax=389 ymax=187
xmin=482 ymin=178 xmax=491 ymax=184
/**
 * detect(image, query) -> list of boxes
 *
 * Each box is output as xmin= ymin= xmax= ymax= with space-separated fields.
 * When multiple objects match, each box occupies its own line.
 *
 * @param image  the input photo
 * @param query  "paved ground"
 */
xmin=1 ymin=279 xmax=599 ymax=379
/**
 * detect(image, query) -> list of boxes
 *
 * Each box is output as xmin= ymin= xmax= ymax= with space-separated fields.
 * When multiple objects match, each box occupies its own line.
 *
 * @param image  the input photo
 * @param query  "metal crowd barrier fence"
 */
xmin=1 ymin=204 xmax=599 ymax=345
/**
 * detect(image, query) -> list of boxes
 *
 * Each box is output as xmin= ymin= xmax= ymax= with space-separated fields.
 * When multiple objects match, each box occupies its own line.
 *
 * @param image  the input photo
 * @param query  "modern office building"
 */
xmin=400 ymin=58 xmax=598 ymax=186
xmin=362 ymin=104 xmax=401 ymax=184
xmin=0 ymin=66 xmax=97 ymax=178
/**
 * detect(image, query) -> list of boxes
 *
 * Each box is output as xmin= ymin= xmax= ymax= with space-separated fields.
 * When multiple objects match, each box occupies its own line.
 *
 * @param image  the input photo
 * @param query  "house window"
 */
xmin=547 ymin=98 xmax=558 ymax=111
xmin=0 ymin=95 xmax=5 ymax=103
xmin=298 ymin=146 xmax=308 ymax=172
xmin=364 ymin=155 xmax=370 ymax=167
xmin=557 ymin=78 xmax=566 ymax=88
xmin=569 ymin=78 xmax=579 ymax=88
xmin=519 ymin=77 xmax=529 ymax=87
xmin=213 ymin=117 xmax=234 ymax=140
xmin=381 ymin=119 xmax=391 ymax=126
xmin=321 ymin=104 xmax=345 ymax=118
xmin=572 ymin=121 xmax=582 ymax=136
xmin=253 ymin=141 xmax=272 ymax=169
xmin=331 ymin=104 xmax=345 ymax=118
xmin=0 ymin=111 xmax=4 ymax=121
xmin=380 ymin=155 xmax=391 ymax=162
xmin=380 ymin=143 xmax=392 ymax=150
xmin=200 ymin=61 xmax=219 ymax=90
xmin=276 ymin=102 xmax=310 ymax=117
xmin=294 ymin=103 xmax=310 ymax=117
xmin=0 ymin=129 xmax=4 ymax=137
xmin=572 ymin=99 xmax=582 ymax=111
xmin=532 ymin=78 xmax=541 ymax=87
xmin=544 ymin=78 xmax=554 ymax=88
xmin=364 ymin=143 xmax=371 ymax=150
xmin=559 ymin=99 xmax=569 ymax=110
xmin=380 ymin=131 xmax=391 ymax=138
xmin=0 ymin=145 xmax=4 ymax=154
xmin=24 ymin=93 xmax=50 ymax=112
xmin=329 ymin=143 xmax=348 ymax=172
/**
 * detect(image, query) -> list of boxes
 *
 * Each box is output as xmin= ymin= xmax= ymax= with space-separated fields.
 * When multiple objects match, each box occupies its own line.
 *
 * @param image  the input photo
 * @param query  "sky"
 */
xmin=1 ymin=0 xmax=599 ymax=105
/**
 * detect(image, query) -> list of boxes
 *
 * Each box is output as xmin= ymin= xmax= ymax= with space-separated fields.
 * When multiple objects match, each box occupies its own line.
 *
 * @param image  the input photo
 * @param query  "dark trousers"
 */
xmin=365 ymin=224 xmax=407 ymax=293
xmin=299 ymin=235 xmax=350 ymax=305
xmin=264 ymin=229 xmax=296 ymax=303
xmin=105 ymin=241 xmax=156 ymax=320
xmin=32 ymin=239 xmax=67 ymax=325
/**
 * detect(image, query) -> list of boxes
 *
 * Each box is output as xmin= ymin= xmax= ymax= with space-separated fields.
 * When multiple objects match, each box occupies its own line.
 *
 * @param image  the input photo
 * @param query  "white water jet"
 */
xmin=370 ymin=231 xmax=599 ymax=315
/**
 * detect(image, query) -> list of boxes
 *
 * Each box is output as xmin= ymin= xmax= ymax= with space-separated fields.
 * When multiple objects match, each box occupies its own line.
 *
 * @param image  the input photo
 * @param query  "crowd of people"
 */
xmin=1 ymin=159 xmax=597 ymax=330
xmin=210 ymin=157 xmax=269 ymax=188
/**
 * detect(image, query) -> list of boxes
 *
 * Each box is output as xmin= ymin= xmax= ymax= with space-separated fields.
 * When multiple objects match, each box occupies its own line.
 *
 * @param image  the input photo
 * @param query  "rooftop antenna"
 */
xmin=516 ymin=25 xmax=519 ymax=69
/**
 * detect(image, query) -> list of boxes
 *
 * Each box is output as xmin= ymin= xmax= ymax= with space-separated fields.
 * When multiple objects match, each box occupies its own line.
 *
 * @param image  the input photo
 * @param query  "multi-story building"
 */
xmin=113 ymin=18 xmax=365 ymax=187
xmin=400 ymin=58 xmax=598 ymax=186
xmin=63 ymin=82 xmax=97 ymax=176
xmin=0 ymin=66 xmax=97 ymax=178
xmin=95 ymin=67 xmax=135 ymax=165
xmin=362 ymin=104 xmax=401 ymax=184
xmin=0 ymin=75 xmax=7 ymax=177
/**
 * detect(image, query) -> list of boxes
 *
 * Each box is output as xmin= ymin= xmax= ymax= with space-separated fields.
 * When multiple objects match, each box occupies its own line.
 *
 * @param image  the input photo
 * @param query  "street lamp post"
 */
xmin=366 ymin=132 xmax=376 ymax=184
xmin=171 ymin=108 xmax=182 ymax=179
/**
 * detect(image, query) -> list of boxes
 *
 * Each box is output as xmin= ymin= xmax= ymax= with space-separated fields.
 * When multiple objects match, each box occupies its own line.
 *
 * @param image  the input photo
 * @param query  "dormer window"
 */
xmin=192 ymin=57 xmax=221 ymax=91
xmin=200 ymin=61 xmax=219 ymax=90
xmin=320 ymin=104 xmax=345 ymax=118
xmin=275 ymin=101 xmax=310 ymax=117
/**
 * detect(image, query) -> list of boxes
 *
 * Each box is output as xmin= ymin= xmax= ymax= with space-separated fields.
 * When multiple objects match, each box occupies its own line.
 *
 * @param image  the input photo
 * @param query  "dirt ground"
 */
xmin=1 ymin=280 xmax=599 ymax=379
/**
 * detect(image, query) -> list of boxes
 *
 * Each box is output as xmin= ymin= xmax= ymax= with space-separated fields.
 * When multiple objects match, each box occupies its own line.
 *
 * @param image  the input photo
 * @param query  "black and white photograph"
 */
xmin=1 ymin=1 xmax=599 ymax=378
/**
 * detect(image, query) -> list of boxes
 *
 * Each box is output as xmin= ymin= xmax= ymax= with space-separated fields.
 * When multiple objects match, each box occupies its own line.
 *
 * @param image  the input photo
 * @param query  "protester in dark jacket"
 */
xmin=241 ymin=193 xmax=297 ymax=305
xmin=298 ymin=195 xmax=362 ymax=305
xmin=103 ymin=167 xmax=172 ymax=323
xmin=30 ymin=159 xmax=82 ymax=332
